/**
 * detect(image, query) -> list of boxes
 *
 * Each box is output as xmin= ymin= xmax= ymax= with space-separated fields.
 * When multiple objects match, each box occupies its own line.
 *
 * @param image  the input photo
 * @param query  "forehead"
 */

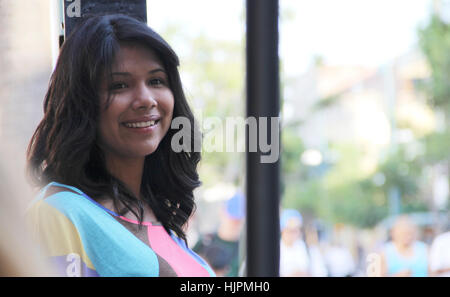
xmin=393 ymin=220 xmax=415 ymax=232
xmin=112 ymin=42 xmax=165 ymax=71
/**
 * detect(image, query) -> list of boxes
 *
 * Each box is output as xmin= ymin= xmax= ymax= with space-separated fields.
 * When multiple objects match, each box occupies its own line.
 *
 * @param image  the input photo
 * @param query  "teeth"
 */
xmin=124 ymin=120 xmax=156 ymax=128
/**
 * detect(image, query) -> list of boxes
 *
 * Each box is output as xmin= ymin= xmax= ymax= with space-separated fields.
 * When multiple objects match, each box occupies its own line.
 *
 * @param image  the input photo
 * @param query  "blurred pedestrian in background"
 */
xmin=429 ymin=229 xmax=450 ymax=277
xmin=323 ymin=225 xmax=356 ymax=277
xmin=279 ymin=209 xmax=327 ymax=277
xmin=193 ymin=191 xmax=245 ymax=276
xmin=381 ymin=215 xmax=428 ymax=277
xmin=304 ymin=223 xmax=328 ymax=277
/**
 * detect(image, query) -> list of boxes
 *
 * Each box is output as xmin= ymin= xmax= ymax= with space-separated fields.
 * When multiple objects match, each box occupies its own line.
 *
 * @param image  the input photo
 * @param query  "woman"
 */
xmin=381 ymin=216 xmax=428 ymax=277
xmin=26 ymin=14 xmax=214 ymax=277
xmin=279 ymin=209 xmax=328 ymax=277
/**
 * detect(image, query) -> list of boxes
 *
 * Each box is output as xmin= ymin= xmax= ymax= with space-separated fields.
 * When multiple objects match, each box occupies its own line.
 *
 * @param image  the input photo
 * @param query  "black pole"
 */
xmin=246 ymin=0 xmax=280 ymax=277
xmin=62 ymin=0 xmax=147 ymax=40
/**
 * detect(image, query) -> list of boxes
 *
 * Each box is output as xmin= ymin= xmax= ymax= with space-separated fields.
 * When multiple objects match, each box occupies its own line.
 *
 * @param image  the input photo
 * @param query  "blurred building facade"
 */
xmin=284 ymin=48 xmax=445 ymax=198
xmin=285 ymin=49 xmax=433 ymax=154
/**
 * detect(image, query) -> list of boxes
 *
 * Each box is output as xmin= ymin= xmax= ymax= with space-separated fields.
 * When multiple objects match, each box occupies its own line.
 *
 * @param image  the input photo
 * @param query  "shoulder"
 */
xmin=414 ymin=241 xmax=428 ymax=250
xmin=382 ymin=241 xmax=395 ymax=255
xmin=27 ymin=183 xmax=116 ymax=255
xmin=27 ymin=182 xmax=98 ymax=225
xmin=433 ymin=232 xmax=450 ymax=245
xmin=430 ymin=232 xmax=450 ymax=261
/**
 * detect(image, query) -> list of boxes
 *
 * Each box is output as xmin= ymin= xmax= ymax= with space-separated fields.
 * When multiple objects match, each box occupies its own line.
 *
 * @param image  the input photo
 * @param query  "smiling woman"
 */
xmin=26 ymin=14 xmax=214 ymax=277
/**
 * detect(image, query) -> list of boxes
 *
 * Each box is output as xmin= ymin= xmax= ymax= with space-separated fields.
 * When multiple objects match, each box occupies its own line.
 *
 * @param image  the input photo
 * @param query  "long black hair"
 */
xmin=27 ymin=14 xmax=201 ymax=242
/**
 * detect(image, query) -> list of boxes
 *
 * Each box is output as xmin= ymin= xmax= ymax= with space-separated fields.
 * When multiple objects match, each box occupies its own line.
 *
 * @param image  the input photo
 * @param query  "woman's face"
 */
xmin=98 ymin=43 xmax=174 ymax=161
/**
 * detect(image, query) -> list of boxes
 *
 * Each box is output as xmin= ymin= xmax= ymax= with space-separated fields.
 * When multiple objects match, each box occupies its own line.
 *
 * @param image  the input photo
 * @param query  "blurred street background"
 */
xmin=1 ymin=0 xmax=449 ymax=276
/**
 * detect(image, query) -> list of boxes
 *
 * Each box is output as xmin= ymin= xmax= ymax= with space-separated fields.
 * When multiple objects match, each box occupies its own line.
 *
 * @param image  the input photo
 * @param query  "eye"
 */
xmin=109 ymin=82 xmax=128 ymax=90
xmin=149 ymin=78 xmax=165 ymax=86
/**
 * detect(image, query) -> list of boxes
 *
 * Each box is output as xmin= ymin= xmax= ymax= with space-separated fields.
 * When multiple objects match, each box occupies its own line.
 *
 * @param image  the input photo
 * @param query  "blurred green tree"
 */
xmin=417 ymin=12 xmax=450 ymax=172
xmin=159 ymin=24 xmax=246 ymax=189
xmin=418 ymin=15 xmax=450 ymax=116
xmin=417 ymin=12 xmax=450 ymax=210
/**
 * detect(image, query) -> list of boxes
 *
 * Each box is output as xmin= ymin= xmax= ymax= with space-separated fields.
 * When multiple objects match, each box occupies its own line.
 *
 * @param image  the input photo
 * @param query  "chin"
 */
xmin=143 ymin=143 xmax=162 ymax=157
xmin=138 ymin=138 xmax=165 ymax=155
xmin=136 ymin=146 xmax=157 ymax=157
xmin=144 ymin=149 xmax=158 ymax=157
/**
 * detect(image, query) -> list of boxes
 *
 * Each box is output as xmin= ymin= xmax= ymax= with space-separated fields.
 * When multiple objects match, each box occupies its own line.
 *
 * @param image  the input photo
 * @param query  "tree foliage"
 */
xmin=418 ymin=15 xmax=450 ymax=114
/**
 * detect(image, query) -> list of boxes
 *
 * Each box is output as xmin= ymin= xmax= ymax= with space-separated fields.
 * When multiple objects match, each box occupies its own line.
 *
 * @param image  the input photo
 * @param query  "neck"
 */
xmin=104 ymin=153 xmax=145 ymax=199
xmin=394 ymin=241 xmax=412 ymax=253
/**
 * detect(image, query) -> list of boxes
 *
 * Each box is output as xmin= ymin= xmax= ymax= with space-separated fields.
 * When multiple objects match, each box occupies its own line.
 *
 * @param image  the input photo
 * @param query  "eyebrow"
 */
xmin=111 ymin=68 xmax=166 ymax=76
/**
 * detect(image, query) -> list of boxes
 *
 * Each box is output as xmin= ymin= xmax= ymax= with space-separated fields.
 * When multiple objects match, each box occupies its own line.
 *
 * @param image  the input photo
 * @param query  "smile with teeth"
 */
xmin=124 ymin=120 xmax=158 ymax=128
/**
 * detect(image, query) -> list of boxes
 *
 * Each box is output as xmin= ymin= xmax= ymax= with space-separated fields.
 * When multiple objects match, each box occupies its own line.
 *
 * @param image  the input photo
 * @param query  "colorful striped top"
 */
xmin=27 ymin=182 xmax=215 ymax=277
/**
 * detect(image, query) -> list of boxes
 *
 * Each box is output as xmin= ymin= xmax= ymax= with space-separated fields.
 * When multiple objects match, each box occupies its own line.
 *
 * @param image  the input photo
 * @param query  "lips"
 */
xmin=124 ymin=120 xmax=158 ymax=128
xmin=122 ymin=115 xmax=161 ymax=128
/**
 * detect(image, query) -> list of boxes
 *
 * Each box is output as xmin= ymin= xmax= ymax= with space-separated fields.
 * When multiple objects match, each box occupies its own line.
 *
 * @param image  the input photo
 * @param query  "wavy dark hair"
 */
xmin=27 ymin=14 xmax=201 ymax=242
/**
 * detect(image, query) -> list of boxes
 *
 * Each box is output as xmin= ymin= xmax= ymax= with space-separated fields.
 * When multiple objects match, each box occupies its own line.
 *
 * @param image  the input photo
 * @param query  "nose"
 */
xmin=131 ymin=81 xmax=157 ymax=110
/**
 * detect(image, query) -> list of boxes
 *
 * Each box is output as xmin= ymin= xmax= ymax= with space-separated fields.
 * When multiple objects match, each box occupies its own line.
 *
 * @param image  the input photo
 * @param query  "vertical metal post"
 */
xmin=246 ymin=0 xmax=280 ymax=277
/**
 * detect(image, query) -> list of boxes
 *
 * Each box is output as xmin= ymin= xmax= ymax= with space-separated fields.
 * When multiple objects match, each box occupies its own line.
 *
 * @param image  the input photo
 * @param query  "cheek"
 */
xmin=97 ymin=104 xmax=124 ymax=145
xmin=160 ymin=92 xmax=175 ymax=125
xmin=163 ymin=90 xmax=175 ymax=114
xmin=99 ymin=110 xmax=114 ymax=133
xmin=97 ymin=115 xmax=115 ymax=150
